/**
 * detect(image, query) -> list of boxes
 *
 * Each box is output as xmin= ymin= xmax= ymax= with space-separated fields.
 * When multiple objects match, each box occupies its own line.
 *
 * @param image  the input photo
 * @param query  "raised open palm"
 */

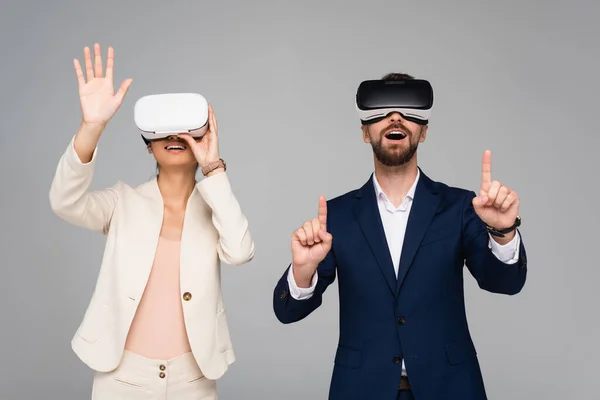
xmin=74 ymin=43 xmax=132 ymax=127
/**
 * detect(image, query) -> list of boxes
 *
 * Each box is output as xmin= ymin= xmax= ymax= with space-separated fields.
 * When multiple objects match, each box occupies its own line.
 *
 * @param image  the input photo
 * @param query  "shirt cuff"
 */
xmin=488 ymin=231 xmax=521 ymax=264
xmin=286 ymin=265 xmax=318 ymax=300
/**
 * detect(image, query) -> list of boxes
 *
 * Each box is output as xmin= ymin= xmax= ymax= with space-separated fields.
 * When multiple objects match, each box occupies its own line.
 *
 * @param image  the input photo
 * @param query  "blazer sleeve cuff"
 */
xmin=65 ymin=135 xmax=98 ymax=169
xmin=287 ymin=265 xmax=318 ymax=300
xmin=196 ymin=171 xmax=235 ymax=205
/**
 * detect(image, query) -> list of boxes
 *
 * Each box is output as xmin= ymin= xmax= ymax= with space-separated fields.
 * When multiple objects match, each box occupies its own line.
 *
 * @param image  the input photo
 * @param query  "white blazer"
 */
xmin=49 ymin=136 xmax=255 ymax=380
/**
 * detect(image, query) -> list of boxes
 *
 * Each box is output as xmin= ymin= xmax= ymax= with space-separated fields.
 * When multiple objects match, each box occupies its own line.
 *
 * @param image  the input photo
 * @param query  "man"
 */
xmin=272 ymin=73 xmax=527 ymax=400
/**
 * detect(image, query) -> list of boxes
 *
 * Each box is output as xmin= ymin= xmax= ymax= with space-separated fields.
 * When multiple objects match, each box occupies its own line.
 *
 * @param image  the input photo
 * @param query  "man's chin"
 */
xmin=374 ymin=149 xmax=417 ymax=167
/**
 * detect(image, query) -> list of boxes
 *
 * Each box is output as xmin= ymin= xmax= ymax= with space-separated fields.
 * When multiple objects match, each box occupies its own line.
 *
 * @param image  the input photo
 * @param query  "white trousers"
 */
xmin=91 ymin=350 xmax=218 ymax=399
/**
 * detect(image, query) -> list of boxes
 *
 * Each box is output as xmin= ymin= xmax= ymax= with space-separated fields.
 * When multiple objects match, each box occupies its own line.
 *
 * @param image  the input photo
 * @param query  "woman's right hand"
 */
xmin=74 ymin=43 xmax=132 ymax=129
xmin=72 ymin=43 xmax=132 ymax=162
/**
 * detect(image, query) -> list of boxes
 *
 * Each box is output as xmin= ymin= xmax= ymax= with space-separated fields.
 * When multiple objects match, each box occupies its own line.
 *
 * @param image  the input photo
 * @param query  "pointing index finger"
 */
xmin=318 ymin=196 xmax=327 ymax=231
xmin=481 ymin=150 xmax=492 ymax=190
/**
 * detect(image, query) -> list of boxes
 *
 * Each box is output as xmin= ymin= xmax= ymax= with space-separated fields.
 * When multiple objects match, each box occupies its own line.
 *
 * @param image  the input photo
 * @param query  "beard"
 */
xmin=370 ymin=124 xmax=420 ymax=167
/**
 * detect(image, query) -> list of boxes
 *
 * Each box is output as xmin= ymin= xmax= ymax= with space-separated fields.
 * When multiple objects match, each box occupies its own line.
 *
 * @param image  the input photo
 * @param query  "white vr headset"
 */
xmin=134 ymin=93 xmax=209 ymax=144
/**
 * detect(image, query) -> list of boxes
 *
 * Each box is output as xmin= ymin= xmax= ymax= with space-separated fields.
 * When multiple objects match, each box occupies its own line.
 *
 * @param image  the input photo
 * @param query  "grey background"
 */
xmin=1 ymin=0 xmax=598 ymax=399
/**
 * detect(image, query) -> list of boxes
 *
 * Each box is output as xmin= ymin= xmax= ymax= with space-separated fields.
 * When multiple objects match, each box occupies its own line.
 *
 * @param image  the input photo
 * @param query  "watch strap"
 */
xmin=201 ymin=158 xmax=226 ymax=176
xmin=487 ymin=216 xmax=521 ymax=237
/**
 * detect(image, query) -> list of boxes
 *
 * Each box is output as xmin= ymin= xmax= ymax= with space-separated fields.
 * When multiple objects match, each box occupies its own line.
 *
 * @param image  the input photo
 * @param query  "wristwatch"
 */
xmin=201 ymin=158 xmax=226 ymax=176
xmin=486 ymin=216 xmax=521 ymax=237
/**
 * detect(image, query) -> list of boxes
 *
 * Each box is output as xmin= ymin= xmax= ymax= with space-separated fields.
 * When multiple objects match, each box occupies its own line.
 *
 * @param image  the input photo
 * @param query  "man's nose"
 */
xmin=387 ymin=112 xmax=404 ymax=123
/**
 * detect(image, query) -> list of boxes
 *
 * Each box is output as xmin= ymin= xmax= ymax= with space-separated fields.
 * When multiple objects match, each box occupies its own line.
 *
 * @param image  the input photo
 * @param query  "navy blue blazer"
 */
xmin=273 ymin=169 xmax=527 ymax=400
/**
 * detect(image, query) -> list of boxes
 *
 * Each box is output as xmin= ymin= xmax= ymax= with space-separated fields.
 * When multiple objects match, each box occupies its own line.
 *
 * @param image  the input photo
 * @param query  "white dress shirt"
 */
xmin=287 ymin=170 xmax=521 ymax=376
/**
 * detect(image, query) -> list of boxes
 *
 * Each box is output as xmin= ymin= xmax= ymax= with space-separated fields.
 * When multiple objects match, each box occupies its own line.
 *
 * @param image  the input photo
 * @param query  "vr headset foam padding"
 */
xmin=134 ymin=93 xmax=209 ymax=144
xmin=355 ymin=79 xmax=434 ymax=125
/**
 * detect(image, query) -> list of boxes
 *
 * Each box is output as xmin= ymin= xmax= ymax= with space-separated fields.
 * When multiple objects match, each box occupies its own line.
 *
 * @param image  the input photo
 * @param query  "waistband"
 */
xmin=119 ymin=350 xmax=203 ymax=378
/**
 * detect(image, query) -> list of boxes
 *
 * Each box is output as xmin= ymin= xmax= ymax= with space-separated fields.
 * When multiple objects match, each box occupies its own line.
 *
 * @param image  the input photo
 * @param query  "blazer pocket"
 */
xmin=334 ymin=345 xmax=361 ymax=369
xmin=112 ymin=377 xmax=145 ymax=388
xmin=77 ymin=300 xmax=111 ymax=343
xmin=445 ymin=338 xmax=477 ymax=366
xmin=420 ymin=227 xmax=456 ymax=247
xmin=188 ymin=375 xmax=207 ymax=384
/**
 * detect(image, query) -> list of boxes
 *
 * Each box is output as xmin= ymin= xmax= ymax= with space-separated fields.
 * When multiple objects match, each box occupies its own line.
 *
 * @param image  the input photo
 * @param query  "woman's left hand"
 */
xmin=179 ymin=104 xmax=220 ymax=168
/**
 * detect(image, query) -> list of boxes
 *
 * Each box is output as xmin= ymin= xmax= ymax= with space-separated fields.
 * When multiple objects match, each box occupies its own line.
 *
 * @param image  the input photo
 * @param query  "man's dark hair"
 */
xmin=381 ymin=72 xmax=415 ymax=81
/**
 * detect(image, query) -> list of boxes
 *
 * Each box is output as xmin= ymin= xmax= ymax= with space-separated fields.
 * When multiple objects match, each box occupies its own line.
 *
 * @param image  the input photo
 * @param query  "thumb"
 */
xmin=114 ymin=78 xmax=132 ymax=104
xmin=177 ymin=133 xmax=197 ymax=149
xmin=472 ymin=194 xmax=488 ymax=209
xmin=318 ymin=230 xmax=332 ymax=243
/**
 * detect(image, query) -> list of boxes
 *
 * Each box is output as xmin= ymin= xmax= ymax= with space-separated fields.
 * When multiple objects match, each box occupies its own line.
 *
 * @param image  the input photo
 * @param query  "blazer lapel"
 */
xmin=124 ymin=177 xmax=165 ymax=300
xmin=395 ymin=170 xmax=440 ymax=293
xmin=352 ymin=175 xmax=397 ymax=295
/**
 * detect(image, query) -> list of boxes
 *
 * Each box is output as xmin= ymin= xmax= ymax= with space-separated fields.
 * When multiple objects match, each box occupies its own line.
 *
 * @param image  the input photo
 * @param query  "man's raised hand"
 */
xmin=290 ymin=196 xmax=333 ymax=287
xmin=473 ymin=150 xmax=520 ymax=231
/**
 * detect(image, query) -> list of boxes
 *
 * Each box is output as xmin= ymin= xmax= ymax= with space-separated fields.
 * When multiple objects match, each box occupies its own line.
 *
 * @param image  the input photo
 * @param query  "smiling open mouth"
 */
xmin=165 ymin=144 xmax=187 ymax=151
xmin=385 ymin=130 xmax=407 ymax=140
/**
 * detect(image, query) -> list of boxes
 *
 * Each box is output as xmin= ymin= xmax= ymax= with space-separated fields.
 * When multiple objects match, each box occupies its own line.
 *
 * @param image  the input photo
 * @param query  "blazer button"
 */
xmin=397 ymin=317 xmax=406 ymax=325
xmin=183 ymin=292 xmax=192 ymax=301
xmin=393 ymin=356 xmax=401 ymax=364
xmin=159 ymin=372 xmax=165 ymax=378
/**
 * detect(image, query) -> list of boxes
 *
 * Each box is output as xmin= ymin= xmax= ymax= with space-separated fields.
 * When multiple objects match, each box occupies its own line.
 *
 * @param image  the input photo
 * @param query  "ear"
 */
xmin=419 ymin=125 xmax=428 ymax=142
xmin=362 ymin=125 xmax=370 ymax=143
xmin=147 ymin=144 xmax=152 ymax=154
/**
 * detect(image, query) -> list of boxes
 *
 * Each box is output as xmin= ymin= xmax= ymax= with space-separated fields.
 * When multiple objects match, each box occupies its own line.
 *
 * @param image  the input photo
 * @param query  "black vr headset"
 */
xmin=355 ymin=78 xmax=434 ymax=125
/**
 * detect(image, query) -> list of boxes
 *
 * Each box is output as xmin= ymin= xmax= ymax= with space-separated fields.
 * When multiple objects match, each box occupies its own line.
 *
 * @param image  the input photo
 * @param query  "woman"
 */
xmin=49 ymin=43 xmax=255 ymax=399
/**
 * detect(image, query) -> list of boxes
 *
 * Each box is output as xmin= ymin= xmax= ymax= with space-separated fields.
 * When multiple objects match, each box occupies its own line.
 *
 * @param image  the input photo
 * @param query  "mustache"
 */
xmin=381 ymin=123 xmax=411 ymax=136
